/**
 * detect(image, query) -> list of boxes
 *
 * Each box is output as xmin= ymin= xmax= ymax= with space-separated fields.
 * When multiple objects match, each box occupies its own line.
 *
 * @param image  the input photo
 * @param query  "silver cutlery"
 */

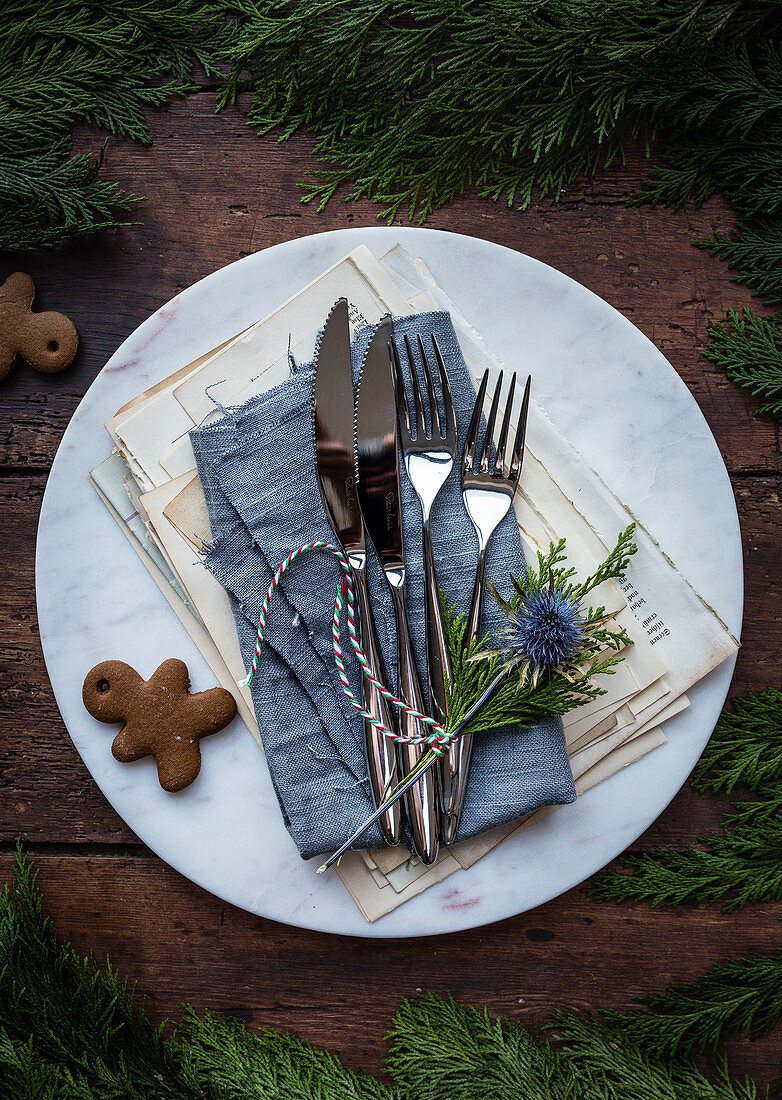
xmin=313 ymin=298 xmax=402 ymax=846
xmin=356 ymin=317 xmax=440 ymax=865
xmin=443 ymin=368 xmax=531 ymax=843
xmin=390 ymin=333 xmax=457 ymax=728
xmin=391 ymin=333 xmax=460 ymax=847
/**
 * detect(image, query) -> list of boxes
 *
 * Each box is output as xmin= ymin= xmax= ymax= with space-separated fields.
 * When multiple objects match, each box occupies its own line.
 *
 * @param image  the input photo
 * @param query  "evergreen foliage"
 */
xmin=221 ymin=0 xmax=782 ymax=417
xmin=443 ymin=527 xmax=635 ymax=737
xmin=3 ymin=853 xmax=778 ymax=1098
xmin=587 ymin=686 xmax=782 ymax=911
xmin=0 ymin=0 xmax=237 ymax=250
xmin=221 ymin=0 xmax=779 ymax=224
xmin=181 ymin=1007 xmax=397 ymax=1099
xmin=549 ymin=1010 xmax=758 ymax=1100
xmin=600 ymin=951 xmax=782 ymax=1058
xmin=0 ymin=844 xmax=198 ymax=1097
xmin=387 ymin=994 xmax=572 ymax=1100
xmin=702 ymin=311 xmax=782 ymax=419
xmin=6 ymin=0 xmax=782 ymax=416
xmin=694 ymin=686 xmax=782 ymax=794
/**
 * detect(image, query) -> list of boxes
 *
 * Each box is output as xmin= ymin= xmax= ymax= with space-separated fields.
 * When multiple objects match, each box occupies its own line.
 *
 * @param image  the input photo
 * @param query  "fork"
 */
xmin=440 ymin=368 xmax=531 ymax=845
xmin=391 ymin=332 xmax=456 ymax=861
xmin=391 ymin=333 xmax=457 ymax=726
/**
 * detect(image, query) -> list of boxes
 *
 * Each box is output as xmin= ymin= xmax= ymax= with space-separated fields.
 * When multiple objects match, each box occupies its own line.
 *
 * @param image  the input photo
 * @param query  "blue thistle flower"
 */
xmin=511 ymin=587 xmax=585 ymax=669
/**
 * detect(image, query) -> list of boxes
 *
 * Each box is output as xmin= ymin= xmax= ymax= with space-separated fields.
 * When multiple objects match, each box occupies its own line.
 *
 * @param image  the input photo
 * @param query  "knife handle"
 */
xmin=351 ymin=561 xmax=403 ymax=846
xmin=387 ymin=574 xmax=440 ymax=865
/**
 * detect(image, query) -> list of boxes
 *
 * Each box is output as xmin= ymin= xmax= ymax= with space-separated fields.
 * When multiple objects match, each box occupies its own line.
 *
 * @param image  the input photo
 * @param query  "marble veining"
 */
xmin=36 ymin=227 xmax=741 ymax=937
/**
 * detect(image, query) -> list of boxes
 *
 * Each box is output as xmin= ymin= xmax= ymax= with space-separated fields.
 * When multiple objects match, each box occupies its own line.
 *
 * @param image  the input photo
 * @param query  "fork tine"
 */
xmin=493 ymin=371 xmax=517 ymax=476
xmin=403 ymin=333 xmax=427 ymax=439
xmin=478 ymin=371 xmax=503 ymax=473
xmin=390 ymin=339 xmax=412 ymax=439
xmin=417 ymin=333 xmax=441 ymax=438
xmin=463 ymin=369 xmax=488 ymax=475
xmin=430 ymin=335 xmax=454 ymax=440
xmin=509 ymin=374 xmax=531 ymax=486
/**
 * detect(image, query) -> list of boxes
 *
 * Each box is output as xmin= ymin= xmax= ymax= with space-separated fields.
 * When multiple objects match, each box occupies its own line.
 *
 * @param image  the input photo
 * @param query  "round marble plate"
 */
xmin=36 ymin=227 xmax=741 ymax=937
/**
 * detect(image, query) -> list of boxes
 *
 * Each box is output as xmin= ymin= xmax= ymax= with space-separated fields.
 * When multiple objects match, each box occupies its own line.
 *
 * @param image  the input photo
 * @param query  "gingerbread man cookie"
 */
xmin=0 ymin=272 xmax=79 ymax=381
xmin=82 ymin=658 xmax=237 ymax=792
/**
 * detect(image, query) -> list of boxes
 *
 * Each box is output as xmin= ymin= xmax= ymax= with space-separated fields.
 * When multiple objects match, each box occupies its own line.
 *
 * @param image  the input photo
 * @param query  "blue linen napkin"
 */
xmin=190 ymin=310 xmax=575 ymax=860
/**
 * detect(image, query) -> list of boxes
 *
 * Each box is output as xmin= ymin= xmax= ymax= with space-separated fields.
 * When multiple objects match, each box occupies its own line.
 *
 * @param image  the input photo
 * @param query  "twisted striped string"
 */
xmin=240 ymin=541 xmax=453 ymax=752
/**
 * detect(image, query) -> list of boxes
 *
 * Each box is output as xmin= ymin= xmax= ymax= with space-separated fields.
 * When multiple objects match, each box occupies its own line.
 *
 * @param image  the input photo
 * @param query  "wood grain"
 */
xmin=1 ymin=87 xmax=780 ymax=1088
xmin=0 ymin=851 xmax=779 ymax=1086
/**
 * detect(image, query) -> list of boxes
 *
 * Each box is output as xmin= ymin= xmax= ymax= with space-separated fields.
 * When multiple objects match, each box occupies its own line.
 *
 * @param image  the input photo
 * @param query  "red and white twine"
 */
xmin=240 ymin=541 xmax=453 ymax=753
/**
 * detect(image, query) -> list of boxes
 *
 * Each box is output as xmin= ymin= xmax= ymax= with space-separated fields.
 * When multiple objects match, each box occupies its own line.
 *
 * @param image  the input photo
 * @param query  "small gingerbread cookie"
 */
xmin=0 ymin=272 xmax=79 ymax=381
xmin=82 ymin=658 xmax=237 ymax=792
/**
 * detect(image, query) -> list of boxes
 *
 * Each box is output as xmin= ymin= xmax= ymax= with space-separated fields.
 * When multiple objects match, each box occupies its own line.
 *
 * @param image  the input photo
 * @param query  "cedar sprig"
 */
xmin=548 ymin=1010 xmax=758 ymax=1100
xmin=387 ymin=993 xmax=570 ymax=1100
xmin=389 ymin=993 xmax=757 ymax=1100
xmin=223 ymin=0 xmax=781 ymax=225
xmin=586 ymin=687 xmax=782 ymax=912
xmin=585 ymin=811 xmax=782 ymax=912
xmin=443 ymin=527 xmax=635 ymax=737
xmin=694 ymin=685 xmax=782 ymax=794
xmin=181 ymin=1006 xmax=397 ymax=1099
xmin=702 ymin=310 xmax=782 ymax=420
xmin=599 ymin=951 xmax=782 ymax=1059
xmin=0 ymin=853 xmax=776 ymax=1099
xmin=220 ymin=1 xmax=782 ymax=417
xmin=697 ymin=222 xmax=782 ymax=307
xmin=1 ymin=0 xmax=240 ymax=251
xmin=0 ymin=843 xmax=198 ymax=1098
xmin=0 ymin=141 xmax=141 ymax=252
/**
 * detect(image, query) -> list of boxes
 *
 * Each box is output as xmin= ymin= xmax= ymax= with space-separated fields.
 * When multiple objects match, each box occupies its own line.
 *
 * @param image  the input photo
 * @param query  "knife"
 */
xmin=355 ymin=316 xmax=440 ymax=865
xmin=313 ymin=298 xmax=402 ymax=846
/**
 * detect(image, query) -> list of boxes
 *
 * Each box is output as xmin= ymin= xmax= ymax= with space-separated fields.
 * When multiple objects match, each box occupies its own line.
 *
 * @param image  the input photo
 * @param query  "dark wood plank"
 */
xmin=0 ymin=94 xmax=779 ymax=475
xmin=1 ymin=88 xmax=781 ymax=1092
xmin=0 ymin=852 xmax=779 ymax=1087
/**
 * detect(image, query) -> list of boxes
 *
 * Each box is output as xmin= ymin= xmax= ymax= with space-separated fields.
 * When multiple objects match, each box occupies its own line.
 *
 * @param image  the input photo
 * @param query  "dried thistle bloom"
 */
xmin=510 ymin=586 xmax=585 ymax=669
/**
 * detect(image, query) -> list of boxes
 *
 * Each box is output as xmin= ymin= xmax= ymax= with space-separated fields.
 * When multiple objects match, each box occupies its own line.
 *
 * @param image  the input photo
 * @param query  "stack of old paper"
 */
xmin=90 ymin=244 xmax=738 ymax=922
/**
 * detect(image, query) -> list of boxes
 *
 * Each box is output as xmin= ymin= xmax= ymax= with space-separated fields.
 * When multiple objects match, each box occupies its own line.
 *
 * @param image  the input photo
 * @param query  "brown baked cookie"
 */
xmin=0 ymin=272 xmax=79 ymax=381
xmin=82 ymin=658 xmax=237 ymax=792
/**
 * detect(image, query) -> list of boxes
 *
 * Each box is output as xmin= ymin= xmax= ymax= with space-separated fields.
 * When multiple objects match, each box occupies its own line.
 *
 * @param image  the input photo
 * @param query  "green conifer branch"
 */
xmin=600 ymin=951 xmax=782 ymax=1058
xmin=585 ymin=687 xmax=782 ymax=912
xmin=387 ymin=993 xmax=570 ymax=1100
xmin=1 ymin=1 xmax=239 ymax=251
xmin=702 ymin=310 xmax=782 ymax=420
xmin=549 ymin=1011 xmax=758 ymax=1100
xmin=697 ymin=223 xmax=782 ymax=307
xmin=443 ymin=528 xmax=634 ymax=736
xmin=0 ymin=843 xmax=198 ymax=1098
xmin=694 ymin=686 xmax=782 ymax=794
xmin=585 ymin=812 xmax=782 ymax=912
xmin=389 ymin=993 xmax=758 ymax=1100
xmin=221 ymin=1 xmax=782 ymax=418
xmin=1 ymin=851 xmax=778 ymax=1099
xmin=181 ymin=1006 xmax=397 ymax=1099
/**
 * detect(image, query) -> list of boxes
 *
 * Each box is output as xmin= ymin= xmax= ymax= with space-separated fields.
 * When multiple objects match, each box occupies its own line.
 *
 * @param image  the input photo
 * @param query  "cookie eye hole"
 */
xmin=96 ymin=678 xmax=110 ymax=694
xmin=48 ymin=340 xmax=59 ymax=353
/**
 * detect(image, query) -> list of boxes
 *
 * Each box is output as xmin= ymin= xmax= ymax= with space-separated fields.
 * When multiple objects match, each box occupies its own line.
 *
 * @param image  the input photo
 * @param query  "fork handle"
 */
xmin=465 ymin=544 xmax=488 ymax=644
xmin=352 ymin=561 xmax=403 ymax=846
xmin=388 ymin=576 xmax=440 ymax=865
xmin=422 ymin=516 xmax=451 ymax=727
xmin=439 ymin=544 xmax=486 ymax=845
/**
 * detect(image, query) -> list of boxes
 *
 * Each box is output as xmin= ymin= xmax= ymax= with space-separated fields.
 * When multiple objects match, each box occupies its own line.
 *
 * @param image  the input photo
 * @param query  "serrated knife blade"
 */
xmin=355 ymin=317 xmax=440 ymax=865
xmin=313 ymin=299 xmax=402 ymax=847
xmin=313 ymin=298 xmax=363 ymax=552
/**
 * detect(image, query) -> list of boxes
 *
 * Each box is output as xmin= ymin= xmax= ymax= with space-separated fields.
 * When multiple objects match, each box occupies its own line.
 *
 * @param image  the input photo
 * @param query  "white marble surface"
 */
xmin=36 ymin=227 xmax=742 ymax=937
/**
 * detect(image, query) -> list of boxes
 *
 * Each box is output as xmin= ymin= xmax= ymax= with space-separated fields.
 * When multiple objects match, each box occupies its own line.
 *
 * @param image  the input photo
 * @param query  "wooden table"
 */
xmin=1 ymin=96 xmax=780 ymax=1086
